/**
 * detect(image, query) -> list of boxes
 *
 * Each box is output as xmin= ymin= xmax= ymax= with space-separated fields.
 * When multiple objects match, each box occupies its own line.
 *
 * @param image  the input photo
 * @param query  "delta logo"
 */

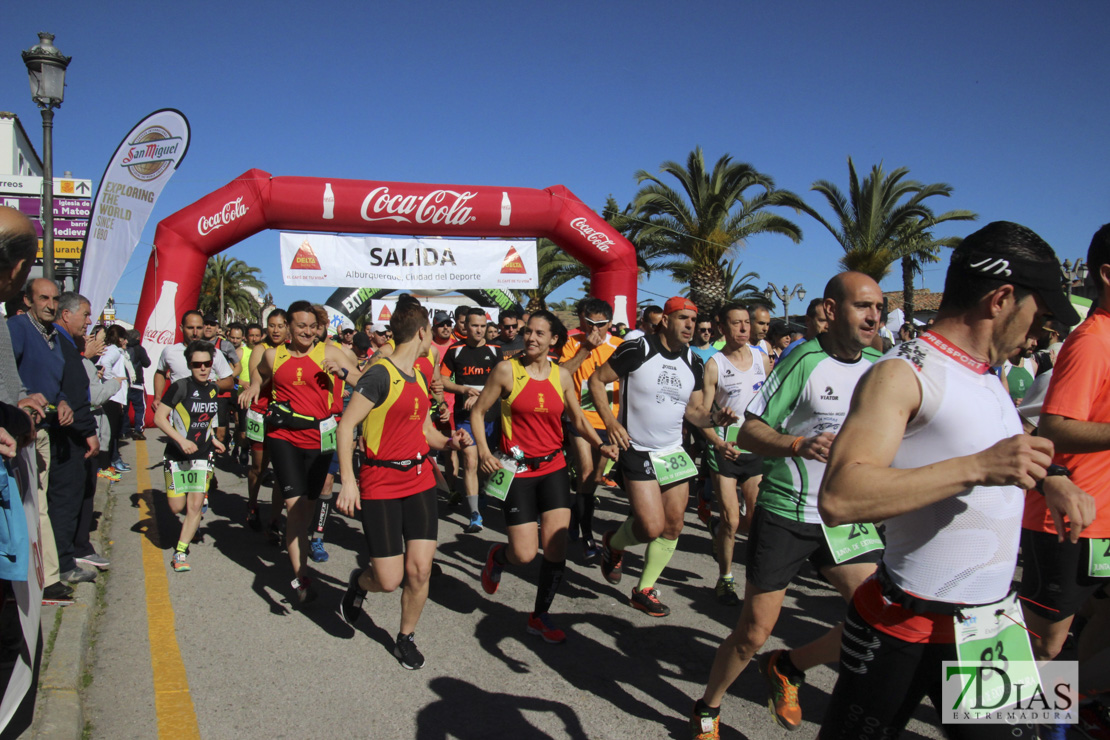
xmin=292 ymin=240 xmax=322 ymax=270
xmin=501 ymin=246 xmax=527 ymax=275
xmin=378 ymin=304 xmax=392 ymax=321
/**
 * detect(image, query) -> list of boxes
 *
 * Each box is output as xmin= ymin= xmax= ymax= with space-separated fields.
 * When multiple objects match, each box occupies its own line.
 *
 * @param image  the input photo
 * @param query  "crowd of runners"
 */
xmin=7 ymin=205 xmax=1110 ymax=738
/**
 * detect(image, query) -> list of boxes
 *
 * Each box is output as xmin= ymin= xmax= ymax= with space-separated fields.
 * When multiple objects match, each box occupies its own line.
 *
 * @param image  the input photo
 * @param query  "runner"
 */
xmin=244 ymin=310 xmax=287 ymax=534
xmin=232 ymin=322 xmax=257 ymax=466
xmin=559 ymin=298 xmax=622 ymax=559
xmin=699 ymin=303 xmax=770 ymax=605
xmin=1022 ymin=222 xmax=1110 ymax=672
xmin=153 ymin=340 xmax=225 ymax=573
xmin=489 ymin=309 xmax=525 ymax=359
xmin=472 ymin=311 xmax=618 ymax=643
xmin=814 ymin=222 xmax=1088 ymax=739
xmin=441 ymin=307 xmax=502 ymax=533
xmin=691 ymin=272 xmax=885 ymax=737
xmin=591 ymin=296 xmax=734 ymax=618
xmin=239 ymin=301 xmax=361 ymax=605
xmin=336 ymin=301 xmax=471 ymax=668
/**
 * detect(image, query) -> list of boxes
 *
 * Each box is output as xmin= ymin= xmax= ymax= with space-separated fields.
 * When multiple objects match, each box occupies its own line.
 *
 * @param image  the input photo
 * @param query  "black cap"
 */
xmin=966 ymin=251 xmax=1081 ymax=326
xmin=433 ymin=311 xmax=451 ymax=325
xmin=202 ymin=313 xmax=218 ymax=326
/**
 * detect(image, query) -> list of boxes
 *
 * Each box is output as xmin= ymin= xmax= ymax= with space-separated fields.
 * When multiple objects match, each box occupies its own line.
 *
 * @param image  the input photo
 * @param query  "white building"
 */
xmin=0 ymin=111 xmax=43 ymax=177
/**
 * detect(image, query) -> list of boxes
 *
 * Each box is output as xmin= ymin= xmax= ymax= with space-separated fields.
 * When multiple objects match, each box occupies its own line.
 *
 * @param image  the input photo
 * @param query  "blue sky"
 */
xmin=2 ymin=2 xmax=1107 ymax=322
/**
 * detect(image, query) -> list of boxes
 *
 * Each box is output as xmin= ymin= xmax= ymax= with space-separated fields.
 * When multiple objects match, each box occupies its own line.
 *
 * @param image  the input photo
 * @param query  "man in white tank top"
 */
xmin=817 ymin=222 xmax=1091 ymax=739
xmin=699 ymin=304 xmax=770 ymax=604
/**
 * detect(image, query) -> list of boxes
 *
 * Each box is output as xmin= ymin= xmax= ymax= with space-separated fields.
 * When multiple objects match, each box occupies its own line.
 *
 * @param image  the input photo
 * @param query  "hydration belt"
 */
xmin=363 ymin=453 xmax=426 ymax=472
xmin=266 ymin=402 xmax=328 ymax=431
xmin=875 ymin=562 xmax=1005 ymax=617
xmin=519 ymin=450 xmax=559 ymax=471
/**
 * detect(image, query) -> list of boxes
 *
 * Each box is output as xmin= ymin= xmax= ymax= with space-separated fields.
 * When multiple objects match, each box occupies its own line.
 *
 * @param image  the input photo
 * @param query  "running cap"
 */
xmin=370 ymin=322 xmax=389 ymax=333
xmin=663 ymin=296 xmax=698 ymax=315
xmin=964 ymin=250 xmax=1080 ymax=325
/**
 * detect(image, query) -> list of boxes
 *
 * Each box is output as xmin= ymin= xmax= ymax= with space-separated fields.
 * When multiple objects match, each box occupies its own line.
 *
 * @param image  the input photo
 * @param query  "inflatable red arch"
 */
xmin=135 ymin=169 xmax=639 ymax=392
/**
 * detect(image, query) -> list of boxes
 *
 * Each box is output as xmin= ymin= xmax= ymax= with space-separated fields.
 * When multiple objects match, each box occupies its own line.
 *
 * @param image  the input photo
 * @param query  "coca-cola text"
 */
xmin=360 ymin=187 xmax=477 ymax=226
xmin=144 ymin=328 xmax=174 ymax=345
xmin=569 ymin=217 xmax=614 ymax=253
xmin=198 ymin=197 xmax=250 ymax=236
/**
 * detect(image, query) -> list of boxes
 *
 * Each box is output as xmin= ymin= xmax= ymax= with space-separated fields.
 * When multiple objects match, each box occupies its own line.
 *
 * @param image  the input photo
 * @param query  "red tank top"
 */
xmin=358 ymin=361 xmax=434 ymax=499
xmin=499 ymin=358 xmax=566 ymax=479
xmin=269 ymin=342 xmax=334 ymax=448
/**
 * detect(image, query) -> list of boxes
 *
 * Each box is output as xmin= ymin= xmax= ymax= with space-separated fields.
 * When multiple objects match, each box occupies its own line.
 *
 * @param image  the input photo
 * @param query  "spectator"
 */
xmin=623 ymin=305 xmax=663 ymax=341
xmin=97 ymin=325 xmax=132 ymax=475
xmin=122 ymin=329 xmax=150 ymax=440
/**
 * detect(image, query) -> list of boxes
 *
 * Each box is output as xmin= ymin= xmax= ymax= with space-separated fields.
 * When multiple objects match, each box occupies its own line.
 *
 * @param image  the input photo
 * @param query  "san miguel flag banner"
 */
xmin=79 ymin=109 xmax=191 ymax=322
xmin=279 ymin=233 xmax=538 ymax=290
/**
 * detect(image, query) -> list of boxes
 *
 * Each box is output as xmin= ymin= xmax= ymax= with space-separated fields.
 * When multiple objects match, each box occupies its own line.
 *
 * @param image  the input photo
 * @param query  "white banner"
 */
xmin=279 ymin=234 xmax=537 ymax=289
xmin=80 ymin=109 xmax=191 ymax=322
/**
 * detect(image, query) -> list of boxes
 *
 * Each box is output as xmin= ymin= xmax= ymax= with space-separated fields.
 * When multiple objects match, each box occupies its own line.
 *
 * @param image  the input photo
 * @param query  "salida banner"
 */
xmin=279 ymin=233 xmax=537 ymax=290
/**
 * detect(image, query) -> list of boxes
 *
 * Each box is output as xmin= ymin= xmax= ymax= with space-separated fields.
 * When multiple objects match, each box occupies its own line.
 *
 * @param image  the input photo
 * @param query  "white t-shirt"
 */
xmin=157 ymin=343 xmax=234 ymax=386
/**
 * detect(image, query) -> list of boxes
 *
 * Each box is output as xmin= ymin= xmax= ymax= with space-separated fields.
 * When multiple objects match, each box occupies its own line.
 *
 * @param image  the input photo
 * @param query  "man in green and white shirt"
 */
xmin=692 ymin=272 xmax=886 ymax=737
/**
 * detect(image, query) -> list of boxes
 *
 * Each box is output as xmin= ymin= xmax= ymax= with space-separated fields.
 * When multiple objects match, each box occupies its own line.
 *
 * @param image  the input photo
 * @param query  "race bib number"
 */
xmin=246 ymin=410 xmax=264 ymax=443
xmin=953 ymin=594 xmax=1040 ymax=713
xmin=822 ymin=522 xmax=883 ymax=564
xmin=319 ymin=417 xmax=337 ymax=453
xmin=649 ymin=448 xmax=697 ymax=487
xmin=721 ymin=424 xmax=751 ymax=454
xmin=484 ymin=465 xmax=516 ymax=501
xmin=1088 ymin=538 xmax=1110 ymax=577
xmin=170 ymin=460 xmax=211 ymax=495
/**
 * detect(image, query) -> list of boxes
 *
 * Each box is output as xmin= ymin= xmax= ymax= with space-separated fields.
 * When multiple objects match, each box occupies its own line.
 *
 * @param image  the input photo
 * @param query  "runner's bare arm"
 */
xmin=470 ymin=361 xmax=511 ymax=474
xmin=588 ymin=362 xmax=629 ymax=450
xmin=737 ymin=411 xmax=834 ymax=460
xmin=152 ymin=368 xmax=167 ymax=409
xmin=1039 ymin=413 xmax=1110 ymax=454
xmin=561 ymin=367 xmax=611 ymax=455
xmin=153 ymin=399 xmax=195 ymax=455
xmin=324 ymin=343 xmax=363 ymax=386
xmin=820 ymin=358 xmax=1054 ymax=526
xmin=336 ymin=391 xmax=374 ymax=515
xmin=424 ymin=415 xmax=470 ymax=451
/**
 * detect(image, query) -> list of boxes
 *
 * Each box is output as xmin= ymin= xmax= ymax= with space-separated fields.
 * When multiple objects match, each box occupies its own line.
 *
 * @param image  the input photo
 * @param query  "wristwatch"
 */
xmin=1035 ymin=463 xmax=1071 ymax=493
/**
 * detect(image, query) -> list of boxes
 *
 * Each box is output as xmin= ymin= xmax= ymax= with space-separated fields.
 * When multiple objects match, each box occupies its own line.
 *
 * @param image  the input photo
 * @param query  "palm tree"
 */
xmin=895 ymin=218 xmax=968 ymax=322
xmin=631 ymin=147 xmax=810 ymax=317
xmin=676 ymin=259 xmax=763 ymax=306
xmin=517 ymin=239 xmax=588 ymax=313
xmin=197 ymin=255 xmax=267 ymax=324
xmin=808 ymin=158 xmax=975 ymax=283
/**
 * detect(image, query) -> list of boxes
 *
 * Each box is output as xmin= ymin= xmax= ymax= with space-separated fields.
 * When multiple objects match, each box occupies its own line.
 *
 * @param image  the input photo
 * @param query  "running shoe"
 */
xmin=715 ymin=575 xmax=741 ymax=606
xmin=464 ymin=511 xmax=483 ymax=534
xmin=697 ymin=496 xmax=712 ymax=525
xmin=172 ymin=552 xmax=190 ymax=573
xmin=246 ymin=506 xmax=262 ymax=531
xmin=292 ymin=576 xmax=317 ymax=606
xmin=758 ymin=649 xmax=804 ymax=731
xmin=393 ymin=632 xmax=425 ymax=670
xmin=600 ymin=476 xmax=618 ymax=488
xmin=62 ymin=566 xmax=96 ymax=583
xmin=630 ymin=586 xmax=670 ymax=617
xmin=112 ymin=460 xmax=132 ymax=472
xmin=600 ymin=530 xmax=623 ymax=585
xmin=339 ymin=568 xmax=367 ymax=626
xmin=97 ymin=468 xmax=121 ymax=482
xmin=131 ymin=430 xmax=146 ymax=441
xmin=1078 ymin=702 xmax=1110 ymax=740
xmin=42 ymin=582 xmax=74 ymax=606
xmin=481 ymin=544 xmax=504 ymax=595
xmin=526 ymin=612 xmax=566 ymax=644
xmin=690 ymin=702 xmax=720 ymax=740
xmin=75 ymin=553 xmax=110 ymax=570
xmin=309 ymin=539 xmax=329 ymax=563
xmin=582 ymin=538 xmax=600 ymax=562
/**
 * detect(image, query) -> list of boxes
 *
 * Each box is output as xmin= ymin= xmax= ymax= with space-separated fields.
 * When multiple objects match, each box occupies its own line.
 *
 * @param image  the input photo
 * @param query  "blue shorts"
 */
xmin=457 ymin=419 xmax=496 ymax=448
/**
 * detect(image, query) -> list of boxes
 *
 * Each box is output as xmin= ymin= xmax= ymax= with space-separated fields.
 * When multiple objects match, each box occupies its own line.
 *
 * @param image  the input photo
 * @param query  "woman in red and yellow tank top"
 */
xmin=470 ymin=311 xmax=618 ymax=643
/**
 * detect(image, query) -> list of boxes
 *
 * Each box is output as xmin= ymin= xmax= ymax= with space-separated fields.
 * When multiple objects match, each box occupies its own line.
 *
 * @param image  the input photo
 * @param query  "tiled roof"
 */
xmin=884 ymin=288 xmax=943 ymax=312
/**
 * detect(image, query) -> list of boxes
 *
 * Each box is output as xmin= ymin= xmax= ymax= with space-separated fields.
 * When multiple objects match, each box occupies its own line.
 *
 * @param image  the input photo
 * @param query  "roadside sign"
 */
xmin=0 ymin=175 xmax=92 ymax=199
xmin=35 ymin=239 xmax=83 ymax=260
xmin=30 ymin=219 xmax=87 ymax=240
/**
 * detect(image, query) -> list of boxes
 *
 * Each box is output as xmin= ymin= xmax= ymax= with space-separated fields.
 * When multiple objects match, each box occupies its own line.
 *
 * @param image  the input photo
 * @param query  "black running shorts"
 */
xmin=1019 ymin=528 xmax=1110 ymax=621
xmin=502 ymin=467 xmax=571 ymax=527
xmin=746 ymin=507 xmax=882 ymax=592
xmin=708 ymin=449 xmax=762 ymax=482
xmin=359 ymin=486 xmax=438 ymax=559
xmin=266 ymin=437 xmax=332 ymax=501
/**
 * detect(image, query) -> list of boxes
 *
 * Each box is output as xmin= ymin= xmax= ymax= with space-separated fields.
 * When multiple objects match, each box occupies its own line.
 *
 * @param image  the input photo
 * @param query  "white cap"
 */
xmin=370 ymin=322 xmax=389 ymax=333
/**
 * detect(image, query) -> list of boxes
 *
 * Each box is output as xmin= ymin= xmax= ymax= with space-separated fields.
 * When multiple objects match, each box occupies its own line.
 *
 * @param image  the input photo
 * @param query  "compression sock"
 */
xmin=534 ymin=558 xmax=566 ymax=615
xmin=638 ymin=536 xmax=678 ymax=591
xmin=313 ymin=497 xmax=332 ymax=539
xmin=580 ymin=490 xmax=596 ymax=539
xmin=608 ymin=517 xmax=643 ymax=552
xmin=175 ymin=541 xmax=188 ymax=555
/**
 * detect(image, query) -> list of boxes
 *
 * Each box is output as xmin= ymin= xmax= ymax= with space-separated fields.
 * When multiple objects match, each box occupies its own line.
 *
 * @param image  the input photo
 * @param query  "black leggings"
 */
xmin=359 ymin=487 xmax=438 ymax=559
xmin=503 ymin=467 xmax=571 ymax=527
xmin=103 ymin=400 xmax=123 ymax=463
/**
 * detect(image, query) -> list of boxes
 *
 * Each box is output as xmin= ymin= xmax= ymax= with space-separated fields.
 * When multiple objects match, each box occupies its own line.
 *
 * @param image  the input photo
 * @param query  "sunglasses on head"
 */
xmin=191 ymin=360 xmax=213 ymax=368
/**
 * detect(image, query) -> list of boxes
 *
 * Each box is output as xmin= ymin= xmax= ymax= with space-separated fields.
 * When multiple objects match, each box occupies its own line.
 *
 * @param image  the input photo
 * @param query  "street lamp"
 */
xmin=1061 ymin=258 xmax=1088 ymax=297
xmin=765 ymin=283 xmax=806 ymax=320
xmin=22 ymin=32 xmax=71 ymax=283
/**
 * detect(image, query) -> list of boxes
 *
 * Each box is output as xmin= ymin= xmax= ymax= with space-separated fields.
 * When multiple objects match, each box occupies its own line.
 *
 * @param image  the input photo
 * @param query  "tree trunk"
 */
xmin=901 ymin=257 xmax=914 ymax=327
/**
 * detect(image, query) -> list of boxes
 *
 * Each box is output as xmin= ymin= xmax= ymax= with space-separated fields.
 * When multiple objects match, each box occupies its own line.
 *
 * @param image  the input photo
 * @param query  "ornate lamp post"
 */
xmin=22 ymin=32 xmax=71 ymax=282
xmin=1061 ymin=258 xmax=1088 ymax=298
xmin=764 ymin=283 xmax=806 ymax=320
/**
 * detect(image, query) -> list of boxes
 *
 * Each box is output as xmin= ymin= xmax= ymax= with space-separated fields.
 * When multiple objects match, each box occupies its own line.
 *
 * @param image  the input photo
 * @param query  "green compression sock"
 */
xmin=608 ymin=517 xmax=642 ymax=552
xmin=638 ymin=536 xmax=678 ymax=591
xmin=176 ymin=541 xmax=189 ymax=554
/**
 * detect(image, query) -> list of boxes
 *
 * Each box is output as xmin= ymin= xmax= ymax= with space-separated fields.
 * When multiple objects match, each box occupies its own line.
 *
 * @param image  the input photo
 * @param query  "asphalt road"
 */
xmin=83 ymin=435 xmax=947 ymax=739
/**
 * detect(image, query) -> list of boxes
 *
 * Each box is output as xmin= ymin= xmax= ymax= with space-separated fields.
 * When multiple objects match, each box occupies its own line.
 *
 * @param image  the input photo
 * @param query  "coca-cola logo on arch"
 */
xmin=143 ymin=328 xmax=174 ymax=345
xmin=569 ymin=217 xmax=613 ymax=253
xmin=198 ymin=197 xmax=249 ymax=236
xmin=360 ymin=187 xmax=477 ymax=226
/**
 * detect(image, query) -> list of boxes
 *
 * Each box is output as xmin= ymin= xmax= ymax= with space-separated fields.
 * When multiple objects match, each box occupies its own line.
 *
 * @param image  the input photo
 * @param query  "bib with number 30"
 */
xmin=246 ymin=410 xmax=264 ymax=443
xmin=649 ymin=448 xmax=697 ymax=487
xmin=319 ymin=417 xmax=337 ymax=453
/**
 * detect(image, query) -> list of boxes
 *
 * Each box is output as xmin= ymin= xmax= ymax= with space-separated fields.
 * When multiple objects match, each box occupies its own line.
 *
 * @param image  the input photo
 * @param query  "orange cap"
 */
xmin=663 ymin=296 xmax=698 ymax=315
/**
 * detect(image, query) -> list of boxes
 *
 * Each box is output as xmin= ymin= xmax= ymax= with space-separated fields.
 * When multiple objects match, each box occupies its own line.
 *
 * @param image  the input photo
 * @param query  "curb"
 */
xmin=28 ymin=473 xmax=114 ymax=740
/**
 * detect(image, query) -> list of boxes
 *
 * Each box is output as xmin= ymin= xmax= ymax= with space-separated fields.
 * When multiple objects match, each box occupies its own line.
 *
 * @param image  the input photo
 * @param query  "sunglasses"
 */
xmin=583 ymin=318 xmax=609 ymax=327
xmin=191 ymin=360 xmax=213 ymax=369
xmin=697 ymin=327 xmax=713 ymax=332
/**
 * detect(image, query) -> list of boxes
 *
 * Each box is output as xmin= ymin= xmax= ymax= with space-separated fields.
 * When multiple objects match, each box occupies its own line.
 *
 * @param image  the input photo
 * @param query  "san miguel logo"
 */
xmin=291 ymin=239 xmax=322 ymax=270
xmin=121 ymin=125 xmax=182 ymax=182
xmin=501 ymin=246 xmax=527 ymax=274
xmin=360 ymin=187 xmax=477 ymax=226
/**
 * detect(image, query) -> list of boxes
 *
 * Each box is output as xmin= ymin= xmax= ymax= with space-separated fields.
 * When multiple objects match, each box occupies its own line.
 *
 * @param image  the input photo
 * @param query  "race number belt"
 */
xmin=519 ymin=450 xmax=559 ymax=470
xmin=364 ymin=453 xmax=426 ymax=472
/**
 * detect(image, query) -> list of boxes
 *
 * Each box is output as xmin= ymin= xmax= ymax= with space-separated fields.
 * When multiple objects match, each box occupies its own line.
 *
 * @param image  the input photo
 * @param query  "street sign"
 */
xmin=0 ymin=175 xmax=92 ymax=199
xmin=35 ymin=239 xmax=83 ymax=260
xmin=30 ymin=219 xmax=87 ymax=240
xmin=0 ymin=195 xmax=92 ymax=219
